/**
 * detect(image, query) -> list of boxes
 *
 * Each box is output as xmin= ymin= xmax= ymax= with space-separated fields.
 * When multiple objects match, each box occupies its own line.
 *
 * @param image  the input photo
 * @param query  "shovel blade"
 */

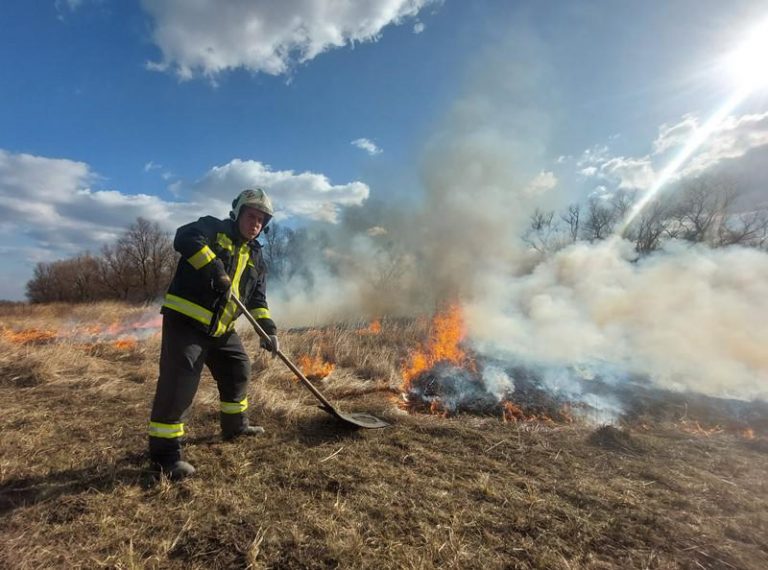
xmin=331 ymin=409 xmax=391 ymax=429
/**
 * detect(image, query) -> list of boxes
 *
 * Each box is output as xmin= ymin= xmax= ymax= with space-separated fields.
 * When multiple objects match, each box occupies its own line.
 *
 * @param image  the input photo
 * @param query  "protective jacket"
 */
xmin=161 ymin=216 xmax=276 ymax=337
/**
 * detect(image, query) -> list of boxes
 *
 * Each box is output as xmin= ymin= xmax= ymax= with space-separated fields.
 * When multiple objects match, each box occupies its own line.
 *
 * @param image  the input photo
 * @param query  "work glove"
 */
xmin=260 ymin=334 xmax=279 ymax=358
xmin=208 ymin=259 xmax=231 ymax=295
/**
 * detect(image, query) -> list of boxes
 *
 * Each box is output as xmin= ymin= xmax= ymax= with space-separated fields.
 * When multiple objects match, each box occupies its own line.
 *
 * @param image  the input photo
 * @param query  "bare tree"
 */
xmin=261 ymin=224 xmax=326 ymax=289
xmin=560 ymin=204 xmax=581 ymax=243
xmin=611 ymin=190 xmax=635 ymax=222
xmin=26 ymin=263 xmax=58 ymax=303
xmin=70 ymin=254 xmax=103 ymax=301
xmin=262 ymin=224 xmax=293 ymax=283
xmin=97 ymin=242 xmax=135 ymax=300
xmin=523 ymin=209 xmax=567 ymax=254
xmin=582 ymin=198 xmax=617 ymax=241
xmin=718 ymin=210 xmax=768 ymax=248
xmin=631 ymin=200 xmax=670 ymax=254
xmin=116 ymin=217 xmax=175 ymax=301
xmin=26 ymin=254 xmax=107 ymax=303
xmin=671 ymin=177 xmax=734 ymax=245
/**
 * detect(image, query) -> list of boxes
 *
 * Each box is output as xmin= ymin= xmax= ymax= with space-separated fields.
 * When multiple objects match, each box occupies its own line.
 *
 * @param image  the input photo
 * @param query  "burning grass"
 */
xmin=296 ymin=353 xmax=335 ymax=380
xmin=0 ymin=327 xmax=57 ymax=345
xmin=1 ymin=301 xmax=767 ymax=569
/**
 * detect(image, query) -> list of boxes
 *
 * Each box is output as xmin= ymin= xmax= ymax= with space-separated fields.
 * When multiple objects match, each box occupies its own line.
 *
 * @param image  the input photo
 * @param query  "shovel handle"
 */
xmin=230 ymin=295 xmax=337 ymax=412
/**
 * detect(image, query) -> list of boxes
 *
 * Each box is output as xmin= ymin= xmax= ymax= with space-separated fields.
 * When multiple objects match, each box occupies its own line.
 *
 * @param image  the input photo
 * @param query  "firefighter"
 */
xmin=148 ymin=188 xmax=279 ymax=480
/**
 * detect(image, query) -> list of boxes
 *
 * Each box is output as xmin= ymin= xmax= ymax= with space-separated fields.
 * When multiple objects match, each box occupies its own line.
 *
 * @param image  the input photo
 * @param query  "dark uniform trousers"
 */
xmin=149 ymin=312 xmax=252 ymax=464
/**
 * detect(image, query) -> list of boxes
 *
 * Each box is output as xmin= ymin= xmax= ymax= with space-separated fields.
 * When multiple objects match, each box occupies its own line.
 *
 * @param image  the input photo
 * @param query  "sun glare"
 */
xmin=618 ymin=18 xmax=768 ymax=235
xmin=725 ymin=19 xmax=768 ymax=92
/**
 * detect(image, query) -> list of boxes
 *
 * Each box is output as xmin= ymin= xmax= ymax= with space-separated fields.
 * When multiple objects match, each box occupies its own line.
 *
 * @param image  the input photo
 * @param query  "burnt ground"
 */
xmin=0 ymin=303 xmax=767 ymax=569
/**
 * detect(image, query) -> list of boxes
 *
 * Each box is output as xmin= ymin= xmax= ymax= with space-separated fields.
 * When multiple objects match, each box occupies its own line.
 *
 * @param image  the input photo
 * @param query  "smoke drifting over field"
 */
xmin=466 ymin=239 xmax=768 ymax=402
xmin=272 ymin=33 xmax=556 ymax=324
xmin=269 ymin=34 xmax=768 ymax=405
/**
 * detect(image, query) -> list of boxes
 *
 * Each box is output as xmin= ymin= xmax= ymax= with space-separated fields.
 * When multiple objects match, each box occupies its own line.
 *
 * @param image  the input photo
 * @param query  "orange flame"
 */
xmin=366 ymin=319 xmax=382 ymax=334
xmin=502 ymin=401 xmax=526 ymax=423
xmin=677 ymin=420 xmax=724 ymax=437
xmin=402 ymin=303 xmax=472 ymax=388
xmin=430 ymin=399 xmax=449 ymax=418
xmin=112 ymin=338 xmax=138 ymax=351
xmin=738 ymin=427 xmax=755 ymax=440
xmin=297 ymin=354 xmax=335 ymax=380
xmin=1 ymin=327 xmax=57 ymax=345
xmin=101 ymin=315 xmax=162 ymax=338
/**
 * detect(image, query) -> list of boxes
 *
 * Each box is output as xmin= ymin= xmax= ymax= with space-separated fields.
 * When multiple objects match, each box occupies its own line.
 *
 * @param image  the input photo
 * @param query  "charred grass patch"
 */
xmin=0 ymin=302 xmax=767 ymax=569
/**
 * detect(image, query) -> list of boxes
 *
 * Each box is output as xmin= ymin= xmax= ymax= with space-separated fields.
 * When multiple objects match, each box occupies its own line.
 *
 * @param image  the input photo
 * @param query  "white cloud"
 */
xmin=140 ymin=0 xmax=439 ymax=79
xmin=680 ymin=112 xmax=768 ymax=178
xmin=576 ymin=110 xmax=768 ymax=193
xmin=413 ymin=22 xmax=425 ymax=34
xmin=351 ymin=138 xmax=383 ymax=156
xmin=144 ymin=160 xmax=175 ymax=181
xmin=0 ymin=150 xmax=182 ymax=254
xmin=191 ymin=159 xmax=369 ymax=223
xmin=0 ymin=150 xmax=93 ymax=203
xmin=600 ymin=156 xmax=656 ymax=190
xmin=367 ymin=226 xmax=388 ymax=236
xmin=525 ymin=170 xmax=558 ymax=195
xmin=0 ymin=149 xmax=368 ymax=267
xmin=653 ymin=114 xmax=698 ymax=155
xmin=167 ymin=180 xmax=182 ymax=197
xmin=576 ymin=145 xmax=610 ymax=169
xmin=0 ymin=150 xmax=369 ymax=299
xmin=55 ymin=0 xmax=84 ymax=12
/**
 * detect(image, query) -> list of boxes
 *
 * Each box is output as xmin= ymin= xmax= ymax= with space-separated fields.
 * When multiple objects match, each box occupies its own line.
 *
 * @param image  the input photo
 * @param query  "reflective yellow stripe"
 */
xmin=188 ymin=245 xmax=216 ymax=269
xmin=212 ymin=319 xmax=228 ymax=337
xmin=148 ymin=421 xmax=184 ymax=438
xmin=220 ymin=398 xmax=248 ymax=414
xmin=251 ymin=307 xmax=271 ymax=319
xmin=163 ymin=294 xmax=213 ymax=326
xmin=215 ymin=245 xmax=251 ymax=335
xmin=217 ymin=233 xmax=233 ymax=252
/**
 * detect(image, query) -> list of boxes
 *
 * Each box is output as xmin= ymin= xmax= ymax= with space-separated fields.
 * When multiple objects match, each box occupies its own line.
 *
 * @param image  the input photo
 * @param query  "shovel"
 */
xmin=231 ymin=295 xmax=390 ymax=429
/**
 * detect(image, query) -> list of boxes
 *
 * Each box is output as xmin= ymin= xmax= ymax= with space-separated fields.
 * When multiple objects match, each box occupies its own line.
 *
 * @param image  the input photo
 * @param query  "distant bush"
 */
xmin=26 ymin=217 xmax=177 ymax=304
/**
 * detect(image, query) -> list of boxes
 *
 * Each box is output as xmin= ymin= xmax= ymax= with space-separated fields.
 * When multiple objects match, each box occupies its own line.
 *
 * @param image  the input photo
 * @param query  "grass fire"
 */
xmin=1 ymin=301 xmax=767 ymax=568
xmin=5 ymin=2 xmax=768 ymax=568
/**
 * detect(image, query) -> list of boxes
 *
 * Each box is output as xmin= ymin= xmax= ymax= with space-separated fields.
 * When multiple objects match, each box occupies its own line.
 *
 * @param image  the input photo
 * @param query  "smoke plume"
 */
xmin=267 ymin=31 xmax=768 ymax=405
xmin=465 ymin=238 xmax=768 ymax=401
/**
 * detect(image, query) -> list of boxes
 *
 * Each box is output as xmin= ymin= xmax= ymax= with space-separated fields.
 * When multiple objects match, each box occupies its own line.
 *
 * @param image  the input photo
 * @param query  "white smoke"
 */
xmin=466 ymin=238 xmax=768 ymax=402
xmin=481 ymin=365 xmax=515 ymax=401
xmin=261 ymin=28 xmax=768 ymax=408
xmin=267 ymin=262 xmax=364 ymax=328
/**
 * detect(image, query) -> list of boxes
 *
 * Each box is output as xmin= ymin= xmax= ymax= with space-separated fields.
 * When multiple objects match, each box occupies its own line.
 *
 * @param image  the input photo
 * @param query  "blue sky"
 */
xmin=1 ymin=0 xmax=768 ymax=300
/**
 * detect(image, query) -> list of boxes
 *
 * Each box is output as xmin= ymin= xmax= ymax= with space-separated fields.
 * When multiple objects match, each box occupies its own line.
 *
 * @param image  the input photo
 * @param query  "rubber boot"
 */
xmin=156 ymin=460 xmax=196 ymax=481
xmin=149 ymin=437 xmax=195 ymax=481
xmin=221 ymin=412 xmax=265 ymax=441
xmin=229 ymin=425 xmax=265 ymax=439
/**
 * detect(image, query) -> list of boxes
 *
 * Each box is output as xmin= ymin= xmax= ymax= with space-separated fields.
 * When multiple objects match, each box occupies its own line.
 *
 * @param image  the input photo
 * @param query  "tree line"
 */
xmin=26 ymin=218 xmax=177 ymax=303
xmin=25 ymin=217 xmax=315 ymax=304
xmin=523 ymin=176 xmax=768 ymax=255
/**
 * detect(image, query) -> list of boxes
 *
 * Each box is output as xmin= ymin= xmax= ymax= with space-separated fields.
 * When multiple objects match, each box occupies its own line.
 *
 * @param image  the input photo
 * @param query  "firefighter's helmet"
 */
xmin=230 ymin=188 xmax=274 ymax=224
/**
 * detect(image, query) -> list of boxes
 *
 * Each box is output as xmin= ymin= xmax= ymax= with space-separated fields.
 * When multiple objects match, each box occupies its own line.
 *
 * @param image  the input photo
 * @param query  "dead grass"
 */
xmin=0 ymin=302 xmax=767 ymax=569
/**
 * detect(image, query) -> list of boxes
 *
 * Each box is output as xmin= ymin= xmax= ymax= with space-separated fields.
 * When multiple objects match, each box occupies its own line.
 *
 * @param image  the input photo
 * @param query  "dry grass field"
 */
xmin=1 ymin=302 xmax=767 ymax=569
